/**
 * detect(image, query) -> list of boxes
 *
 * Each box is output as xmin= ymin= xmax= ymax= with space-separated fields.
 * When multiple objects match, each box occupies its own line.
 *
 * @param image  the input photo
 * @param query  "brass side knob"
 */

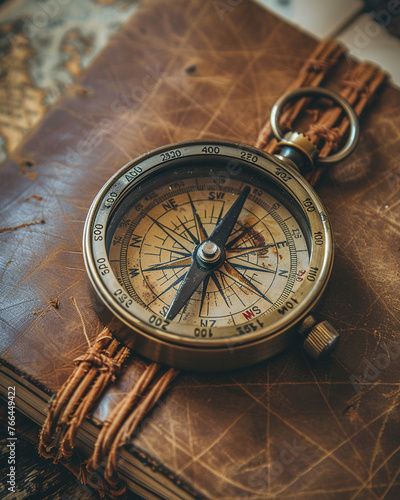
xmin=302 ymin=320 xmax=340 ymax=360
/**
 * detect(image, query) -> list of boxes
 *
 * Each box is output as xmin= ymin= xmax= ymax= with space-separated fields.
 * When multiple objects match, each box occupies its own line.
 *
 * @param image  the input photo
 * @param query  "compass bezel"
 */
xmin=83 ymin=140 xmax=334 ymax=370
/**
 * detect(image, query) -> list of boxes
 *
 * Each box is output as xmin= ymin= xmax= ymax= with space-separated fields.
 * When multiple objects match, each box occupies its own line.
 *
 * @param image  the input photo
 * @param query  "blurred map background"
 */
xmin=0 ymin=0 xmax=138 ymax=163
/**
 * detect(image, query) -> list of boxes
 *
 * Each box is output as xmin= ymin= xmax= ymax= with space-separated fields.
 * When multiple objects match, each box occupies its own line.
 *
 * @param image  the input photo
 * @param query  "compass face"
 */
xmin=84 ymin=141 xmax=333 ymax=370
xmin=107 ymin=165 xmax=309 ymax=329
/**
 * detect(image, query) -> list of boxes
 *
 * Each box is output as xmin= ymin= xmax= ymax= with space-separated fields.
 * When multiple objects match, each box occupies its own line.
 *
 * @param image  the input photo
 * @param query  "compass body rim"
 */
xmin=83 ymin=140 xmax=334 ymax=370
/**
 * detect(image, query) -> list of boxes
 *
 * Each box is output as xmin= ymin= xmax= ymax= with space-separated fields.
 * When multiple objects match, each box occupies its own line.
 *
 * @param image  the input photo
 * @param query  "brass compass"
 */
xmin=83 ymin=88 xmax=359 ymax=370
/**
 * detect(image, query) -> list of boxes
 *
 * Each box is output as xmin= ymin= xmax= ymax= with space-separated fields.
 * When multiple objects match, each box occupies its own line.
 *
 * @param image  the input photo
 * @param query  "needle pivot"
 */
xmin=197 ymin=241 xmax=221 ymax=263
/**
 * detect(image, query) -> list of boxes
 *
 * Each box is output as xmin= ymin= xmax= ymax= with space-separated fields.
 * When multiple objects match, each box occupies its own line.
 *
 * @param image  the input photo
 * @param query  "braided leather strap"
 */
xmin=255 ymin=39 xmax=345 ymax=152
xmin=39 ymin=325 xmax=179 ymax=498
xmin=304 ymin=61 xmax=387 ymax=185
xmin=256 ymin=41 xmax=387 ymax=186
xmin=39 ymin=327 xmax=130 ymax=462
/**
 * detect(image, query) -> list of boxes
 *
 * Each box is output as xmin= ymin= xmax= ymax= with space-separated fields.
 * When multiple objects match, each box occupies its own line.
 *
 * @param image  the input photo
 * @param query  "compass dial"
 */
xmin=84 ymin=141 xmax=333 ymax=370
xmin=107 ymin=169 xmax=309 ymax=328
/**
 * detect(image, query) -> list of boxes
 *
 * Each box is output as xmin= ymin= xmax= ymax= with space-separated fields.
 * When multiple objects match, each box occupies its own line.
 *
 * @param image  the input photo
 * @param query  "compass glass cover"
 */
xmin=105 ymin=158 xmax=310 ymax=330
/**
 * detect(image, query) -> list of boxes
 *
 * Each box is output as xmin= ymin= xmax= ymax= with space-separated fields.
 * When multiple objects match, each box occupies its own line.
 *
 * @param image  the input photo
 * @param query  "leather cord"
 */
xmin=304 ymin=61 xmax=387 ymax=185
xmin=39 ymin=325 xmax=178 ymax=498
xmin=256 ymin=43 xmax=387 ymax=186
xmin=86 ymin=363 xmax=179 ymax=495
xmin=39 ymin=327 xmax=130 ymax=462
xmin=255 ymin=39 xmax=345 ymax=152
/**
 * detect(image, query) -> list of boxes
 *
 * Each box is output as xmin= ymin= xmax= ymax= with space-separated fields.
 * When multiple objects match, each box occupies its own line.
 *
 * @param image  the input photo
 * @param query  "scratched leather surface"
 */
xmin=1 ymin=0 xmax=400 ymax=498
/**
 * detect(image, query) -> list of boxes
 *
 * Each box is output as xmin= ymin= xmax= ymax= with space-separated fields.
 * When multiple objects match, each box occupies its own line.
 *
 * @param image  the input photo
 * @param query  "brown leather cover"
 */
xmin=1 ymin=0 xmax=400 ymax=498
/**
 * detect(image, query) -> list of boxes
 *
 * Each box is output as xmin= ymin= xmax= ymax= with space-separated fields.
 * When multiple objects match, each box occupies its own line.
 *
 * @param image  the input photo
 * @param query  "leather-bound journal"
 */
xmin=1 ymin=0 xmax=400 ymax=498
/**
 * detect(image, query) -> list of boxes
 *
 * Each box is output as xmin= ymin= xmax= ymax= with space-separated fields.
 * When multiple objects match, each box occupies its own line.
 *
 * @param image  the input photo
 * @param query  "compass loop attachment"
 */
xmin=274 ymin=131 xmax=319 ymax=174
xmin=270 ymin=86 xmax=360 ymax=165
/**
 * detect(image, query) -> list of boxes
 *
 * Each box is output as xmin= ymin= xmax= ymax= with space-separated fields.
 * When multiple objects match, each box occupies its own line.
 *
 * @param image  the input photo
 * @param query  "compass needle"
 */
xmin=147 ymin=272 xmax=187 ymax=307
xmin=209 ymin=186 xmax=250 ymax=247
xmin=164 ymin=186 xmax=251 ymax=320
xmin=165 ymin=262 xmax=210 ymax=320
